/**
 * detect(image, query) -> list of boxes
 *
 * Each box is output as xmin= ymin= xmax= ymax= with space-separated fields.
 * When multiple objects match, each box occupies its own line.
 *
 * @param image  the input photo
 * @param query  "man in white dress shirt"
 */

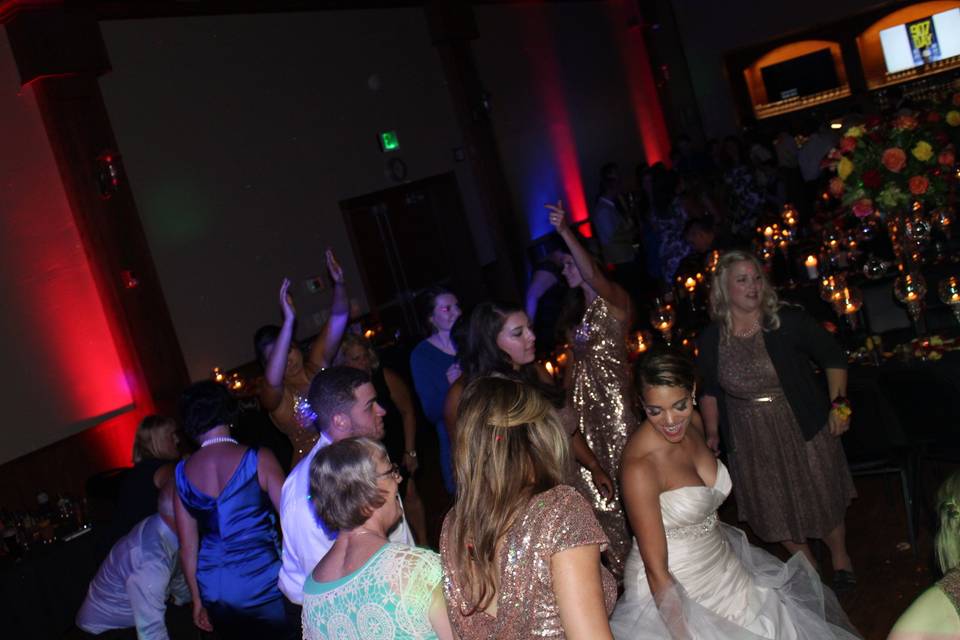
xmin=278 ymin=366 xmax=413 ymax=611
xmin=75 ymin=482 xmax=189 ymax=639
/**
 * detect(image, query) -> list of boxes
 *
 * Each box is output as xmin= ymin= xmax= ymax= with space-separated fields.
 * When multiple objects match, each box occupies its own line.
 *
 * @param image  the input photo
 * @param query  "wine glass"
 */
xmin=894 ymin=271 xmax=928 ymax=335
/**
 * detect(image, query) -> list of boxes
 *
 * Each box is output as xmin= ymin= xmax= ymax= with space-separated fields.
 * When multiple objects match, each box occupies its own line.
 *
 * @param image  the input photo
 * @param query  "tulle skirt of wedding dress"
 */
xmin=610 ymin=523 xmax=862 ymax=639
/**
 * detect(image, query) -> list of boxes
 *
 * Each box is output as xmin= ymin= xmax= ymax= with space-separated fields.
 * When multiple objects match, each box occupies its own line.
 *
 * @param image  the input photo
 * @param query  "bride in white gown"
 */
xmin=610 ymin=349 xmax=860 ymax=639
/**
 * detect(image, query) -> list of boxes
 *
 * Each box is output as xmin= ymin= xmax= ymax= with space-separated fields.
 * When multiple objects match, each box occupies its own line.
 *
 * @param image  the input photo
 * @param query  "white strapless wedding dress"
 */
xmin=610 ymin=461 xmax=861 ymax=639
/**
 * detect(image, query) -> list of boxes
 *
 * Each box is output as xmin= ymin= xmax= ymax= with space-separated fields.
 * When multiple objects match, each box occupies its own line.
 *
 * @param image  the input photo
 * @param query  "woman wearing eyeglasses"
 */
xmin=301 ymin=437 xmax=453 ymax=640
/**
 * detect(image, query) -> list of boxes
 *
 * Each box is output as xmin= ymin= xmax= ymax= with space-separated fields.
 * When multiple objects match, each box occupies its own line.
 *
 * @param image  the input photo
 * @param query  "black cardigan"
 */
xmin=697 ymin=307 xmax=847 ymax=442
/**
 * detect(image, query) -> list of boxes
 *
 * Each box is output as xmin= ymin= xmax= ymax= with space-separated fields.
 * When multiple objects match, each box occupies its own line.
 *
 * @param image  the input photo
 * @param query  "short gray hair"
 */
xmin=309 ymin=437 xmax=387 ymax=531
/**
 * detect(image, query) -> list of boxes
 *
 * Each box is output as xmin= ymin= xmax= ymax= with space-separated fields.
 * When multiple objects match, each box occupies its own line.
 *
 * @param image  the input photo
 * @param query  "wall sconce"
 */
xmin=96 ymin=150 xmax=123 ymax=199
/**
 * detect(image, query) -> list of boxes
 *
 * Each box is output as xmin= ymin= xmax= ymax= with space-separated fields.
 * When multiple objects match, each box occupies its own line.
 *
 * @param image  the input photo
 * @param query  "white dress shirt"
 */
xmin=278 ymin=433 xmax=413 ymax=605
xmin=76 ymin=515 xmax=190 ymax=640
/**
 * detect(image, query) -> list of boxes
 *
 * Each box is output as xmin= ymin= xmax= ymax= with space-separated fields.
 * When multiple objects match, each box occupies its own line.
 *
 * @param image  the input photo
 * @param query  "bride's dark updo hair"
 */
xmin=635 ymin=347 xmax=695 ymax=394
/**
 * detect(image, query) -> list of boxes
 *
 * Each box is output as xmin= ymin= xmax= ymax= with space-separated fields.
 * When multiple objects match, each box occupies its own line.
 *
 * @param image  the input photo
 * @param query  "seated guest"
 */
xmin=301 ymin=438 xmax=453 ymax=639
xmin=891 ymin=471 xmax=960 ymax=639
xmin=77 ymin=481 xmax=190 ymax=639
xmin=674 ymin=217 xmax=732 ymax=278
xmin=174 ymin=382 xmax=290 ymax=638
xmin=107 ymin=416 xmax=180 ymax=546
xmin=440 ymin=376 xmax=616 ymax=639
xmin=278 ymin=367 xmax=413 ymax=610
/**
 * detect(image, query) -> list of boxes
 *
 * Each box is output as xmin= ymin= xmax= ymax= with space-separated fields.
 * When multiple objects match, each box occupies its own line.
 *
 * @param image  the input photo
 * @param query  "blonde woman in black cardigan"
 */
xmin=697 ymin=250 xmax=857 ymax=593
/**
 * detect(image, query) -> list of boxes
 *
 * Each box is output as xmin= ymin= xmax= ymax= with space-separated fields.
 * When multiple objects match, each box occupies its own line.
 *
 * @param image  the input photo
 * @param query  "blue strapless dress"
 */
xmin=176 ymin=448 xmax=289 ymax=637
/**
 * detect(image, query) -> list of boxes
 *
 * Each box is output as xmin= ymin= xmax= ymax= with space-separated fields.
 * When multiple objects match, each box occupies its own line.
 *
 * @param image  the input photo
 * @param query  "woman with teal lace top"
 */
xmin=301 ymin=438 xmax=453 ymax=640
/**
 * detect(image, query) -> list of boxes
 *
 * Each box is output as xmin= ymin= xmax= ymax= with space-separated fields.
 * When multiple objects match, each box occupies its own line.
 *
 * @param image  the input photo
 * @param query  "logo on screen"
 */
xmin=906 ymin=17 xmax=941 ymax=66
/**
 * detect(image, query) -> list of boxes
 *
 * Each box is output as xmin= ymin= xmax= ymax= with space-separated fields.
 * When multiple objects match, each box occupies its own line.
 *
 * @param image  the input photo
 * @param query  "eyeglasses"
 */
xmin=378 ymin=463 xmax=402 ymax=480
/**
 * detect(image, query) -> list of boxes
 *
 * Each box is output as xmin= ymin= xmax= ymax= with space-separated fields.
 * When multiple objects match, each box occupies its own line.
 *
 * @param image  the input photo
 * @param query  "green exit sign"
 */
xmin=378 ymin=130 xmax=400 ymax=152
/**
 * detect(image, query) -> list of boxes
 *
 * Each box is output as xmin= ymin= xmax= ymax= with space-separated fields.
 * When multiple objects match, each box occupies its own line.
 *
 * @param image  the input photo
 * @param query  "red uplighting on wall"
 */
xmin=1 ymin=78 xmax=138 ymax=469
xmin=521 ymin=4 xmax=591 ymax=236
xmin=607 ymin=0 xmax=672 ymax=167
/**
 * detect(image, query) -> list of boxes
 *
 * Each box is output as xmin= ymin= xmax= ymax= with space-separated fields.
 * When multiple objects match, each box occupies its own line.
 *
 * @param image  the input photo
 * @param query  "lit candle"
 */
xmin=763 ymin=226 xmax=774 ymax=238
xmin=544 ymin=361 xmax=555 ymax=378
xmin=363 ymin=328 xmax=375 ymax=339
xmin=907 ymin=291 xmax=918 ymax=301
xmin=684 ymin=277 xmax=696 ymax=293
xmin=845 ymin=303 xmax=857 ymax=314
xmin=804 ymin=255 xmax=818 ymax=280
xmin=659 ymin=321 xmax=670 ymax=331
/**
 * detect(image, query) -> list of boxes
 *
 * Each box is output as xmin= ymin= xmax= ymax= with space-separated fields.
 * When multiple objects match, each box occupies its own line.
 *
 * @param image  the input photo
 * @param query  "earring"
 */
xmin=692 ymin=395 xmax=698 ymax=406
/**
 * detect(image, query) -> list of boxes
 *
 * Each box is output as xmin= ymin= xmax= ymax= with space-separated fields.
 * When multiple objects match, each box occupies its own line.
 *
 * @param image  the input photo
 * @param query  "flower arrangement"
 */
xmin=827 ymin=94 xmax=959 ymax=217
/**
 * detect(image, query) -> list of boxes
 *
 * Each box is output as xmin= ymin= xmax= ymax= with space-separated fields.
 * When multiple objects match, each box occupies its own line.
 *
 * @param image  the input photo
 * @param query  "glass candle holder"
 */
xmin=894 ymin=271 xmax=928 ymax=335
xmin=938 ymin=276 xmax=960 ymax=326
xmin=649 ymin=302 xmax=676 ymax=345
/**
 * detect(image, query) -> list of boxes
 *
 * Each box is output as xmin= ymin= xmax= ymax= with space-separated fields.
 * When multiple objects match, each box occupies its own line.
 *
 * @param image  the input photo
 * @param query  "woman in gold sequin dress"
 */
xmin=440 ymin=376 xmax=616 ymax=639
xmin=547 ymin=201 xmax=637 ymax=579
xmin=256 ymin=249 xmax=349 ymax=468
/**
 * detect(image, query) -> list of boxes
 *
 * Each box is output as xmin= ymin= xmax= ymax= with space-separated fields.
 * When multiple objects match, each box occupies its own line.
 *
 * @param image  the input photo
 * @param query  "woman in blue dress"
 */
xmin=409 ymin=286 xmax=462 ymax=495
xmin=174 ymin=381 xmax=290 ymax=638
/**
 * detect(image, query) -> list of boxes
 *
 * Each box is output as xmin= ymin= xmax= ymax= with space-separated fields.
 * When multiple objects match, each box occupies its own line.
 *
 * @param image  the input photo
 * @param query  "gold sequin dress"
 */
xmin=269 ymin=389 xmax=319 ymax=468
xmin=571 ymin=295 xmax=637 ymax=579
xmin=439 ymin=485 xmax=617 ymax=639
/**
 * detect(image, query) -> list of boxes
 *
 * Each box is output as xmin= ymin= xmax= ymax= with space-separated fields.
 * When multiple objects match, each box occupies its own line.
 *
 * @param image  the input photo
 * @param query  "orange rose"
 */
xmin=941 ymin=149 xmax=956 ymax=166
xmin=882 ymin=148 xmax=907 ymax=173
xmin=839 ymin=136 xmax=857 ymax=153
xmin=829 ymin=177 xmax=845 ymax=197
xmin=909 ymin=175 xmax=930 ymax=195
xmin=893 ymin=115 xmax=918 ymax=130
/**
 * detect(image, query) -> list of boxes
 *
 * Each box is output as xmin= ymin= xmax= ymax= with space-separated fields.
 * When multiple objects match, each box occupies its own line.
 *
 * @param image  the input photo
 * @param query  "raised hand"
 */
xmin=279 ymin=278 xmax=295 ymax=324
xmin=326 ymin=248 xmax=345 ymax=285
xmin=545 ymin=200 xmax=570 ymax=234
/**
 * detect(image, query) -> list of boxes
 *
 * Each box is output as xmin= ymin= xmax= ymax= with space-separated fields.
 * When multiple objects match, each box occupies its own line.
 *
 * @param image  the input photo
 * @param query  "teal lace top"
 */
xmin=302 ymin=543 xmax=442 ymax=640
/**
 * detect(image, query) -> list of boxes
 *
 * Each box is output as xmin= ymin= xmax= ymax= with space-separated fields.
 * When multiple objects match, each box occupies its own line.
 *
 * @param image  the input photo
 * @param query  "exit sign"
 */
xmin=378 ymin=130 xmax=400 ymax=152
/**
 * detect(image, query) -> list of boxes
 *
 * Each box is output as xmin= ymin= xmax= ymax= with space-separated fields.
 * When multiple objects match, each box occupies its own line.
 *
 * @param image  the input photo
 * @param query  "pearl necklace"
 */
xmin=200 ymin=436 xmax=239 ymax=448
xmin=732 ymin=319 xmax=762 ymax=338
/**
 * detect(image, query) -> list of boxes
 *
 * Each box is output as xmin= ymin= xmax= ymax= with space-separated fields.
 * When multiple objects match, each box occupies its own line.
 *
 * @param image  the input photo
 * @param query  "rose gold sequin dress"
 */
xmin=440 ymin=485 xmax=617 ymax=639
xmin=718 ymin=331 xmax=855 ymax=542
xmin=571 ymin=295 xmax=637 ymax=578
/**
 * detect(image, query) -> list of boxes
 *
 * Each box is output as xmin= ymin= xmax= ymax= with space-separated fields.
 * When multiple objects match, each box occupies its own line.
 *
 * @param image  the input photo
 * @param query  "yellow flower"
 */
xmin=912 ymin=140 xmax=934 ymax=162
xmin=845 ymin=126 xmax=864 ymax=138
xmin=948 ymin=111 xmax=960 ymax=127
xmin=837 ymin=156 xmax=854 ymax=180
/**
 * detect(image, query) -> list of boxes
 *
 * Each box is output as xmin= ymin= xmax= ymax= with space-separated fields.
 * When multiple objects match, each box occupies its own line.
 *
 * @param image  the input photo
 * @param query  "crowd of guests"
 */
xmin=74 ymin=93 xmax=958 ymax=637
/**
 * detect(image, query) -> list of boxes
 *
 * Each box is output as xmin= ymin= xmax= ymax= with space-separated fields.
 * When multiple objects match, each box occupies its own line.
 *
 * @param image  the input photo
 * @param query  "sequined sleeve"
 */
xmin=541 ymin=485 xmax=611 ymax=555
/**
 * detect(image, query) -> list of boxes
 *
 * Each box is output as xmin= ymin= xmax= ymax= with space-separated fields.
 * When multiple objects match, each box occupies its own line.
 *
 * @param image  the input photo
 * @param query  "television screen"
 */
xmin=760 ymin=48 xmax=839 ymax=102
xmin=880 ymin=8 xmax=960 ymax=73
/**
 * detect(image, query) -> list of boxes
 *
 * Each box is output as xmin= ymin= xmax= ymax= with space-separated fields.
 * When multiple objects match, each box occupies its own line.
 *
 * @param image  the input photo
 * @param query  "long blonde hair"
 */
xmin=132 ymin=415 xmax=177 ymax=464
xmin=708 ymin=249 xmax=783 ymax=339
xmin=936 ymin=471 xmax=960 ymax=573
xmin=448 ymin=376 xmax=570 ymax=615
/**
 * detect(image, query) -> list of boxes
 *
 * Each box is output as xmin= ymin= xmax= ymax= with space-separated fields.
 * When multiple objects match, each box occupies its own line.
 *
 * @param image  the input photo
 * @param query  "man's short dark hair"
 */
xmin=308 ymin=366 xmax=371 ymax=432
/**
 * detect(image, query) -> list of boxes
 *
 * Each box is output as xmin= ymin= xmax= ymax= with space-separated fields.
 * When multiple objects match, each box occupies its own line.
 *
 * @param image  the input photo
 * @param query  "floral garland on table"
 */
xmin=825 ymin=92 xmax=960 ymax=217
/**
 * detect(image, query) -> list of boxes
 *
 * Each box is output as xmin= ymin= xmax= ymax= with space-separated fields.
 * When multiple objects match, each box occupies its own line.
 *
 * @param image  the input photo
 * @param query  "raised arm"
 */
xmin=546 ymin=201 xmax=631 ymax=319
xmin=173 ymin=489 xmax=213 ymax=633
xmin=384 ymin=368 xmax=420 ymax=474
xmin=552 ymin=543 xmax=614 ymax=639
xmin=526 ymin=268 xmax=559 ymax=322
xmin=306 ymin=249 xmax=350 ymax=373
xmin=259 ymin=279 xmax=296 ymax=413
